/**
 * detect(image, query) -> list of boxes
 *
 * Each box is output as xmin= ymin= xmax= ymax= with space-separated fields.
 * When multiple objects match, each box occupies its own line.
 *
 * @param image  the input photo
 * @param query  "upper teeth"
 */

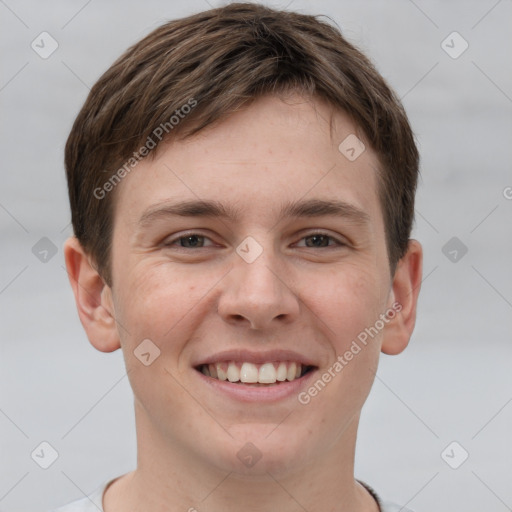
xmin=200 ymin=361 xmax=304 ymax=384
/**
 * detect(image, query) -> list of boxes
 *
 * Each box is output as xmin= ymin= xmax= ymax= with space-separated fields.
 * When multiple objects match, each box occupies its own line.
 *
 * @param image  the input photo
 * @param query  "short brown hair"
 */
xmin=65 ymin=2 xmax=419 ymax=287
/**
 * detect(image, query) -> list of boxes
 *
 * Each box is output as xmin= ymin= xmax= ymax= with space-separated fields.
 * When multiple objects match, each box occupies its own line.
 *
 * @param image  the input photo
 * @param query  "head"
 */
xmin=64 ymin=3 xmax=422 ymax=479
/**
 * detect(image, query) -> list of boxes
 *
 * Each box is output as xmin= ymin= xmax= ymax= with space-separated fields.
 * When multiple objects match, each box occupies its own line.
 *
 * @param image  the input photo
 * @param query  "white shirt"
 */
xmin=49 ymin=478 xmax=416 ymax=512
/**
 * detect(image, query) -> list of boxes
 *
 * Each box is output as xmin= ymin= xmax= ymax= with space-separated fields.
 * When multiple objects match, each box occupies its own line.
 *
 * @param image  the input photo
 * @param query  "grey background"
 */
xmin=1 ymin=0 xmax=511 ymax=510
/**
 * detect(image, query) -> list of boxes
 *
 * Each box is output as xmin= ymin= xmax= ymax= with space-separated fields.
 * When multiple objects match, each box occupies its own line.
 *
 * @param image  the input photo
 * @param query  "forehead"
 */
xmin=113 ymin=94 xmax=383 ymax=232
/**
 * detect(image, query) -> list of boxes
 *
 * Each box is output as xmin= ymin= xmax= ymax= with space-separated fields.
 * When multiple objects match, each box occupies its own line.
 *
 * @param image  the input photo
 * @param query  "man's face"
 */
xmin=103 ymin=95 xmax=399 ymax=475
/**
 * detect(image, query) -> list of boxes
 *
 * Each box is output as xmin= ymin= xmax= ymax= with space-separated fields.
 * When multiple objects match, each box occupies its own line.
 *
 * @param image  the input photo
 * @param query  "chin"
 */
xmin=206 ymin=428 xmax=316 ymax=478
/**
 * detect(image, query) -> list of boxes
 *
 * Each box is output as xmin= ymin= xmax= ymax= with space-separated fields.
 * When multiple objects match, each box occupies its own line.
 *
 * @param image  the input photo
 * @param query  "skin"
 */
xmin=64 ymin=94 xmax=422 ymax=512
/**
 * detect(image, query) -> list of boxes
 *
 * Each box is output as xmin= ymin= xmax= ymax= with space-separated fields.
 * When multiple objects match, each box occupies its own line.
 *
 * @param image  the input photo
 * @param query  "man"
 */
xmin=57 ymin=3 xmax=422 ymax=511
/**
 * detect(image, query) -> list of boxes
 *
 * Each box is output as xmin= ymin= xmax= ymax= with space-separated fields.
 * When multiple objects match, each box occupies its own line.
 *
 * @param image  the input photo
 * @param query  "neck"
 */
xmin=103 ymin=401 xmax=379 ymax=512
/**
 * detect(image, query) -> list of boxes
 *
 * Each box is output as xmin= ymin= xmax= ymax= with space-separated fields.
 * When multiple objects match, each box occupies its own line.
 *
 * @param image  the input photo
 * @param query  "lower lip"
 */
xmin=195 ymin=368 xmax=317 ymax=403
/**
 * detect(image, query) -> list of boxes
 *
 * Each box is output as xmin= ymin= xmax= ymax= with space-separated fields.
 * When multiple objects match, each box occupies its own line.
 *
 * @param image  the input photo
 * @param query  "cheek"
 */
xmin=113 ymin=265 xmax=206 ymax=405
xmin=308 ymin=262 xmax=384 ymax=349
xmin=114 ymin=261 xmax=218 ymax=349
xmin=300 ymin=267 xmax=383 ymax=438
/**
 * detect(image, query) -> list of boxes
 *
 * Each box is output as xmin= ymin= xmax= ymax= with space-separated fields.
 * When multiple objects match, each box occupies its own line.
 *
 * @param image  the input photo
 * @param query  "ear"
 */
xmin=381 ymin=239 xmax=423 ymax=355
xmin=63 ymin=236 xmax=121 ymax=353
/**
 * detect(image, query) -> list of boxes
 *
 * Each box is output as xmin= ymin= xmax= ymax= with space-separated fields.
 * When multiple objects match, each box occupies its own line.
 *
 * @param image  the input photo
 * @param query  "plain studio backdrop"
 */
xmin=1 ymin=1 xmax=511 ymax=511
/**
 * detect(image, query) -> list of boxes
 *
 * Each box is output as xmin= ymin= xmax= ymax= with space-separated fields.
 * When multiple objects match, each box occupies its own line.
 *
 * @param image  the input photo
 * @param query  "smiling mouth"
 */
xmin=195 ymin=361 xmax=316 ymax=386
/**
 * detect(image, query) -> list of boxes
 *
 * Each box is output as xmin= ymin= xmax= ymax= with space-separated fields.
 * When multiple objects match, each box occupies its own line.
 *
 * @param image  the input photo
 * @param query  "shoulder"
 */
xmin=357 ymin=480 xmax=416 ymax=512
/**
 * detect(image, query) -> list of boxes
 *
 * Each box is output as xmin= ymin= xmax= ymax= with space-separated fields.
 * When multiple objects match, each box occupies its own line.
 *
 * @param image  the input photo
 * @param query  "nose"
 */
xmin=217 ymin=241 xmax=300 ymax=330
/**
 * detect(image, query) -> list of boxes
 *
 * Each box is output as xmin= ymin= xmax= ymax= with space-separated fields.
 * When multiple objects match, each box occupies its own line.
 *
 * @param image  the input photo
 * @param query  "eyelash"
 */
xmin=163 ymin=231 xmax=346 ymax=249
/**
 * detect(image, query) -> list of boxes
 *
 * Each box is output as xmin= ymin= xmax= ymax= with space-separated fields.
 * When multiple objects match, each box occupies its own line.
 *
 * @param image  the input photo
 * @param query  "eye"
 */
xmin=163 ymin=231 xmax=346 ymax=250
xmin=295 ymin=232 xmax=346 ymax=248
xmin=164 ymin=232 xmax=215 ymax=248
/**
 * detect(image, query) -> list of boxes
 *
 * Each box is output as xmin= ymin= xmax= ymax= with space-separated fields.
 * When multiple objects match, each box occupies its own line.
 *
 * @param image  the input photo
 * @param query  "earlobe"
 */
xmin=63 ymin=236 xmax=121 ymax=353
xmin=381 ymin=239 xmax=423 ymax=355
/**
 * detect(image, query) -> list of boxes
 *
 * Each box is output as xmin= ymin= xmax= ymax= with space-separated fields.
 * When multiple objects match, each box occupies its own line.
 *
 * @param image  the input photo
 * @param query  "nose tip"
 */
xmin=217 ymin=249 xmax=300 ymax=330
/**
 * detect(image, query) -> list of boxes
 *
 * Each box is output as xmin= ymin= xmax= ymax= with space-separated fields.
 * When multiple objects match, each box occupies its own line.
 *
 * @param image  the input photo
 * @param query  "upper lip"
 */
xmin=193 ymin=349 xmax=317 ymax=368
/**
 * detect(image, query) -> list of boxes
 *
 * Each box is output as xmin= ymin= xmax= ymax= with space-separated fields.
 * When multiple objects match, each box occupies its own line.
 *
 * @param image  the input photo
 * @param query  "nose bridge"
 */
xmin=235 ymin=235 xmax=284 ymax=300
xmin=218 ymin=234 xmax=299 ymax=329
xmin=239 ymin=249 xmax=280 ymax=295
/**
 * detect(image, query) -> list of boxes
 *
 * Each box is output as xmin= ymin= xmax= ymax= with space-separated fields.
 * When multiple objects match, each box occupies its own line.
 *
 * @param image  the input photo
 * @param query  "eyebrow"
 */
xmin=138 ymin=198 xmax=371 ymax=227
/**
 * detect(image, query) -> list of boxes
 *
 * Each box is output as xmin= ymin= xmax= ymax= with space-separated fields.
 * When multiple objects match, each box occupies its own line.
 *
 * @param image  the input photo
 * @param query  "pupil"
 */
xmin=307 ymin=235 xmax=328 ymax=247
xmin=183 ymin=235 xmax=202 ymax=247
